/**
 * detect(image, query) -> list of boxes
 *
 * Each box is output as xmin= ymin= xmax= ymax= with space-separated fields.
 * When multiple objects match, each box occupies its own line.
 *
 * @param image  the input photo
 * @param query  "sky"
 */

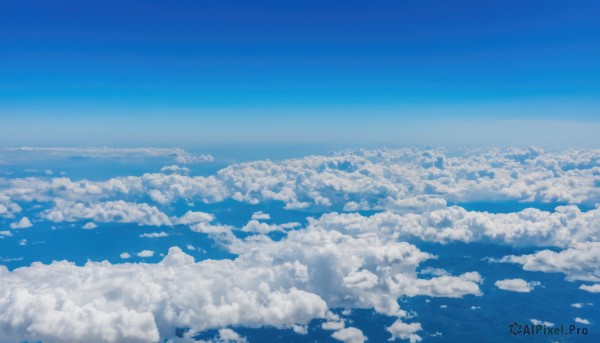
xmin=0 ymin=0 xmax=599 ymax=147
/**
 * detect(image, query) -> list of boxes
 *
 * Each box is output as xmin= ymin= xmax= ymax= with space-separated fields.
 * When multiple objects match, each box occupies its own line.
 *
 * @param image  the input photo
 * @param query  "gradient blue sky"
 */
xmin=1 ymin=0 xmax=599 ymax=147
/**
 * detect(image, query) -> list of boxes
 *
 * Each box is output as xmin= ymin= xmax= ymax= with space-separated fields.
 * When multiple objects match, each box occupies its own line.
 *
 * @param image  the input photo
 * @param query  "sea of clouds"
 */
xmin=0 ymin=147 xmax=598 ymax=342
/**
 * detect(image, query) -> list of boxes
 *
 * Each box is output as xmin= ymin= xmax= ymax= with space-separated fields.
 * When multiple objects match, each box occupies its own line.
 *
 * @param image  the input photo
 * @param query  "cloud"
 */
xmin=530 ymin=319 xmax=554 ymax=326
xmin=176 ymin=211 xmax=231 ymax=234
xmin=3 ymin=148 xmax=599 ymax=213
xmin=136 ymin=250 xmax=155 ymax=257
xmin=292 ymin=324 xmax=308 ymax=335
xmin=387 ymin=320 xmax=422 ymax=343
xmin=331 ymin=327 xmax=366 ymax=343
xmin=160 ymin=165 xmax=191 ymax=175
xmin=139 ymin=231 xmax=169 ymax=238
xmin=240 ymin=220 xmax=299 ymax=234
xmin=393 ymin=272 xmax=483 ymax=298
xmin=2 ymin=147 xmax=596 ymax=342
xmin=251 ymin=211 xmax=271 ymax=220
xmin=309 ymin=205 xmax=600 ymax=248
xmin=0 ymin=247 xmax=328 ymax=343
xmin=419 ymin=267 xmax=450 ymax=277
xmin=43 ymin=200 xmax=172 ymax=227
xmin=0 ymin=213 xmax=484 ymax=343
xmin=574 ymin=317 xmax=591 ymax=325
xmin=0 ymin=230 xmax=12 ymax=237
xmin=10 ymin=217 xmax=32 ymax=229
xmin=495 ymin=279 xmax=540 ymax=293
xmin=500 ymin=243 xmax=600 ymax=283
xmin=579 ymin=284 xmax=600 ymax=293
xmin=214 ymin=328 xmax=247 ymax=343
xmin=82 ymin=222 xmax=98 ymax=229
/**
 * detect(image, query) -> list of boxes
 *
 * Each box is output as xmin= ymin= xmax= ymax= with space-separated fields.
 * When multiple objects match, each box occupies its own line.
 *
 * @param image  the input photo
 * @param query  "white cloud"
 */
xmin=0 ymin=195 xmax=21 ymax=219
xmin=331 ymin=327 xmax=366 ymax=343
xmin=215 ymin=328 xmax=247 ymax=343
xmin=176 ymin=211 xmax=231 ymax=234
xmin=387 ymin=320 xmax=422 ymax=343
xmin=500 ymin=243 xmax=600 ymax=283
xmin=0 ymin=231 xmax=12 ymax=237
xmin=3 ymin=148 xmax=599 ymax=214
xmin=0 ymin=247 xmax=328 ymax=343
xmin=530 ymin=319 xmax=554 ymax=327
xmin=0 ymin=213 xmax=485 ymax=343
xmin=419 ymin=267 xmax=450 ymax=277
xmin=139 ymin=231 xmax=169 ymax=238
xmin=292 ymin=324 xmax=308 ymax=335
xmin=251 ymin=211 xmax=271 ymax=220
xmin=495 ymin=279 xmax=540 ymax=293
xmin=322 ymin=320 xmax=346 ymax=331
xmin=44 ymin=200 xmax=172 ymax=227
xmin=393 ymin=272 xmax=483 ymax=298
xmin=82 ymin=222 xmax=98 ymax=229
xmin=574 ymin=317 xmax=591 ymax=325
xmin=120 ymin=252 xmax=131 ymax=259
xmin=136 ymin=250 xmax=155 ymax=257
xmin=160 ymin=165 xmax=191 ymax=175
xmin=10 ymin=217 xmax=32 ymax=229
xmin=240 ymin=220 xmax=281 ymax=234
xmin=309 ymin=205 xmax=600 ymax=248
xmin=579 ymin=284 xmax=600 ymax=293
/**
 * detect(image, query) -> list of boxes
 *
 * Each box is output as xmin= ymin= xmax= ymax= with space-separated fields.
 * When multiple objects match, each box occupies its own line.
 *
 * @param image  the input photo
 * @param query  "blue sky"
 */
xmin=1 ymin=0 xmax=599 ymax=146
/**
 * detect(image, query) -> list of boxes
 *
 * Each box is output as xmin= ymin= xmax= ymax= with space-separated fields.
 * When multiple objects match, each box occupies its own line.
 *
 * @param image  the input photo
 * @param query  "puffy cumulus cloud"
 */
xmin=495 ymin=279 xmax=540 ymax=293
xmin=0 ymin=247 xmax=328 ymax=343
xmin=43 ymin=200 xmax=172 ymax=227
xmin=4 ymin=147 xmax=213 ymax=165
xmin=176 ymin=211 xmax=231 ymax=234
xmin=0 ymin=194 xmax=21 ymax=219
xmin=226 ymin=226 xmax=481 ymax=318
xmin=214 ymin=328 xmax=247 ymax=343
xmin=579 ymin=284 xmax=600 ymax=293
xmin=82 ymin=222 xmax=98 ymax=229
xmin=0 ymin=218 xmax=483 ymax=343
xmin=308 ymin=205 xmax=600 ymax=248
xmin=395 ymin=272 xmax=483 ymax=298
xmin=9 ymin=216 xmax=32 ymax=229
xmin=387 ymin=319 xmax=422 ymax=343
xmin=331 ymin=327 xmax=366 ymax=343
xmin=2 ymin=148 xmax=598 ymax=213
xmin=136 ymin=250 xmax=155 ymax=257
xmin=251 ymin=211 xmax=270 ymax=220
xmin=321 ymin=312 xmax=366 ymax=343
xmin=240 ymin=220 xmax=300 ymax=235
xmin=213 ymin=147 xmax=600 ymax=209
xmin=120 ymin=252 xmax=131 ymax=259
xmin=500 ymin=243 xmax=600 ymax=283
